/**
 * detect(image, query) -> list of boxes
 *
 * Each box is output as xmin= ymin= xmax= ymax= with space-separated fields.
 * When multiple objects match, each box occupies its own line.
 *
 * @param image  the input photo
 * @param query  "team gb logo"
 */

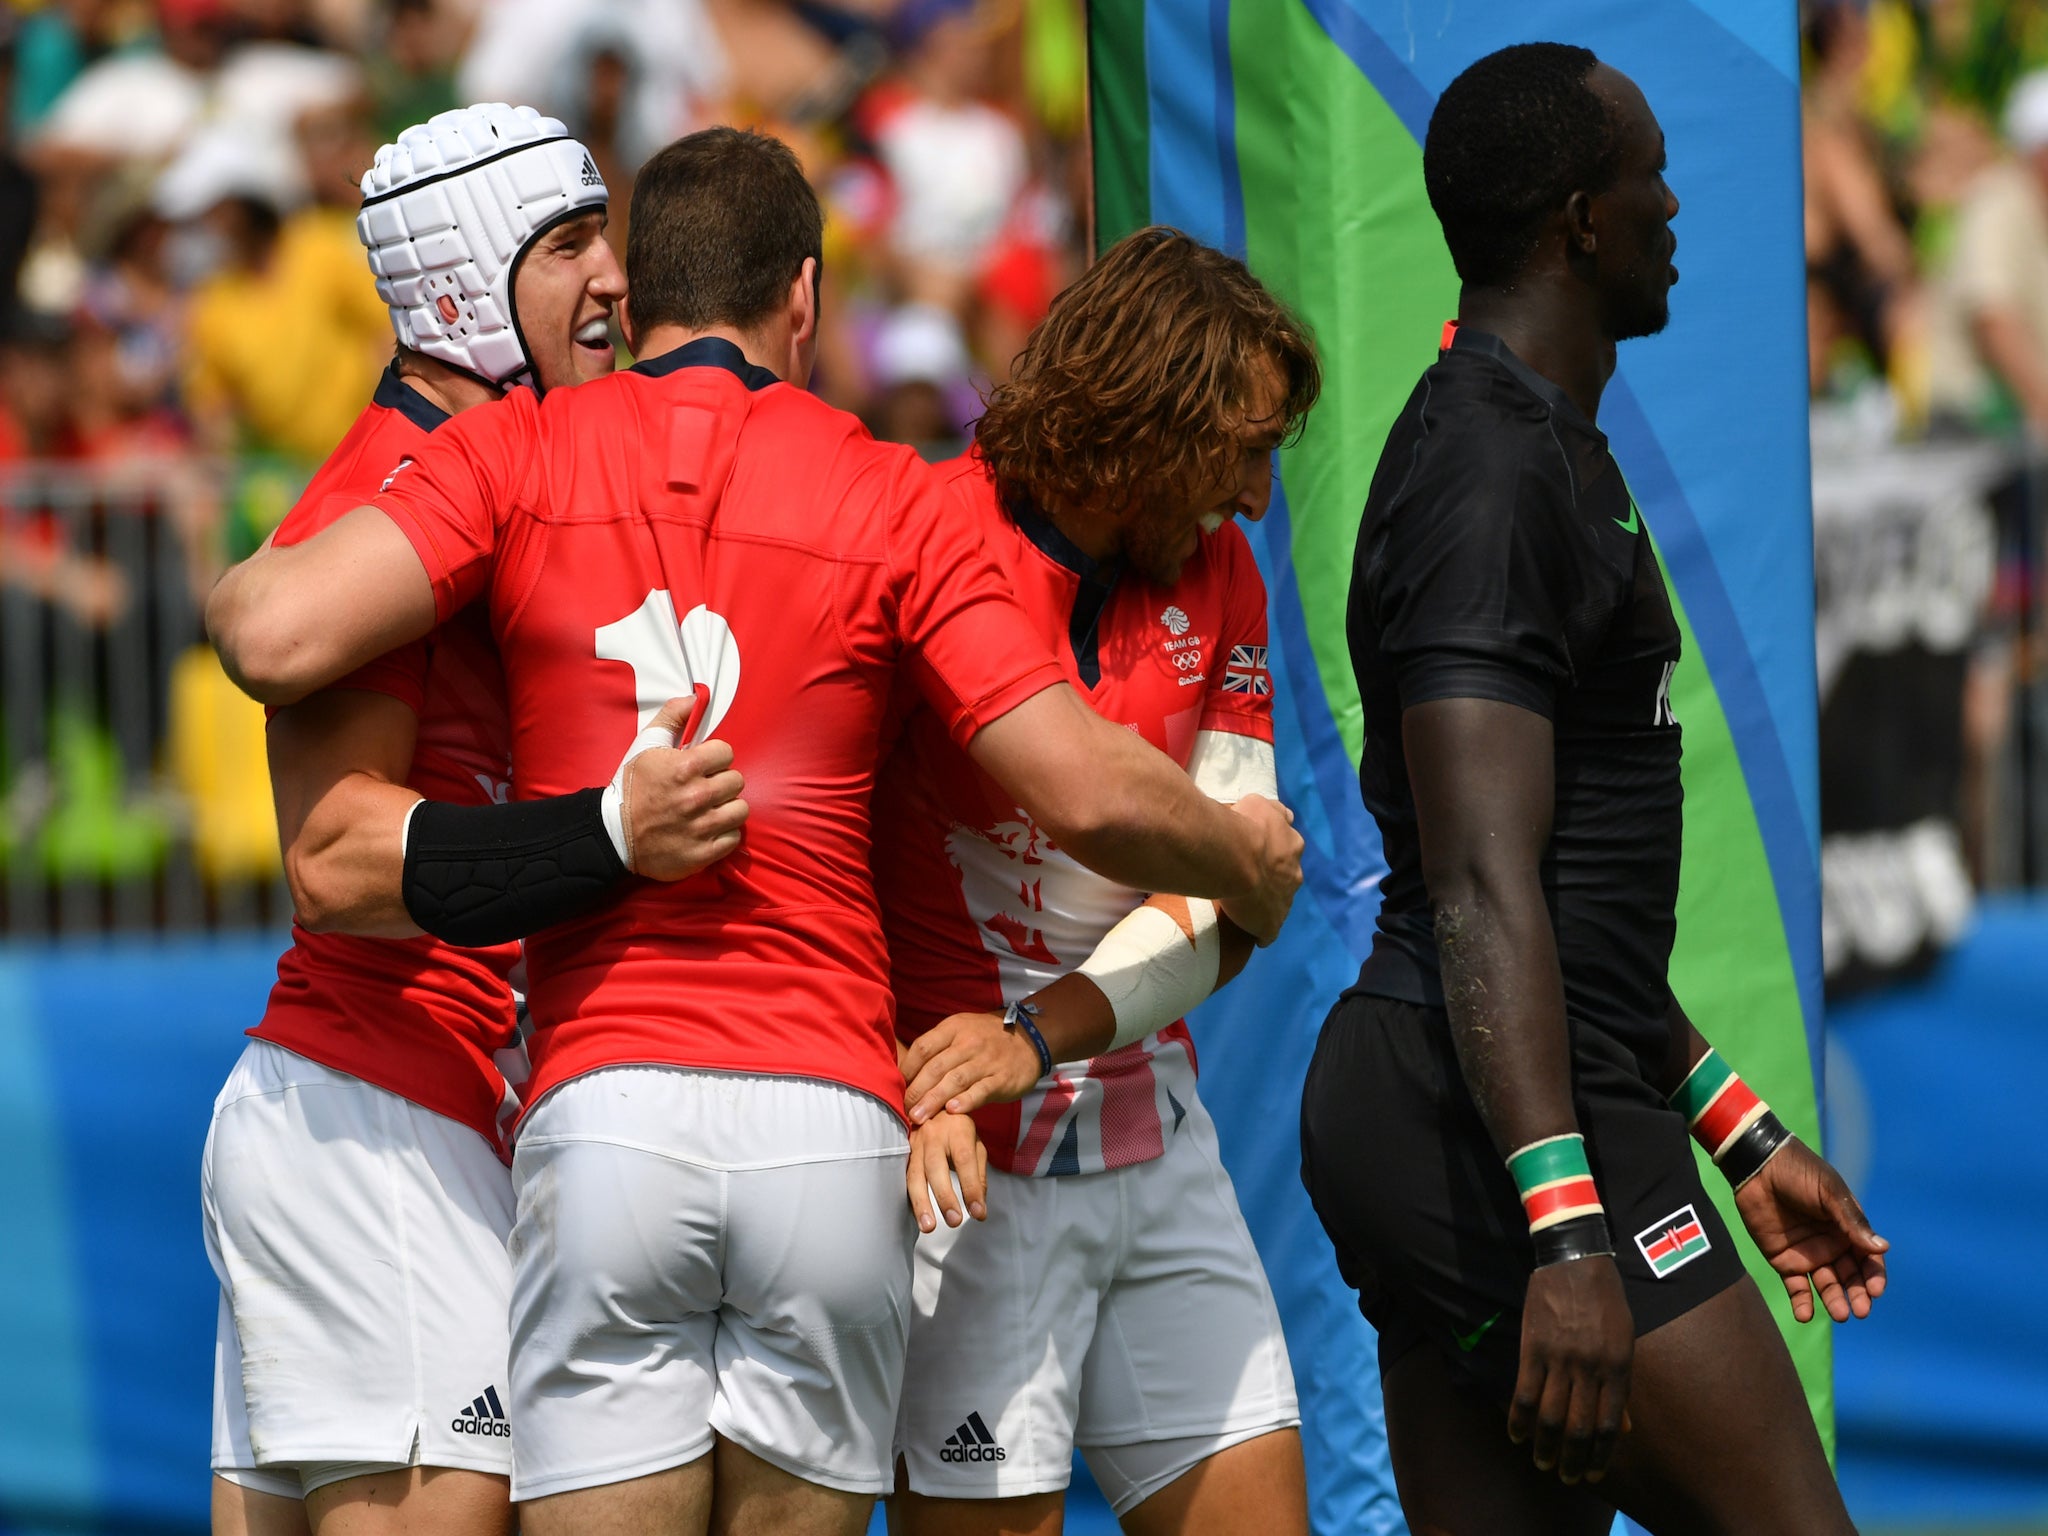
xmin=1160 ymin=605 xmax=1191 ymax=636
xmin=594 ymin=591 xmax=742 ymax=743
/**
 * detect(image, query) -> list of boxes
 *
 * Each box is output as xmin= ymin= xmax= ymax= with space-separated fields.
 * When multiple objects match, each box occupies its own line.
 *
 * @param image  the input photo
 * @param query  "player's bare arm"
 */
xmin=904 ymin=728 xmax=1277 ymax=1120
xmin=1406 ymin=694 xmax=1633 ymax=1487
xmin=270 ymin=687 xmax=426 ymax=936
xmin=274 ymin=689 xmax=748 ymax=943
xmin=967 ymin=683 xmax=1304 ymax=936
xmin=902 ymin=895 xmax=1257 ymax=1123
xmin=208 ymin=505 xmax=438 ymax=706
xmin=1656 ymin=998 xmax=1889 ymax=1324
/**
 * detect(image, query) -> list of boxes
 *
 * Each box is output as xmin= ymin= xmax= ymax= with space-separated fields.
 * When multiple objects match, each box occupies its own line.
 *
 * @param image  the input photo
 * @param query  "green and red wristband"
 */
xmin=1506 ymin=1133 xmax=1614 ymax=1267
xmin=1670 ymin=1047 xmax=1792 ymax=1189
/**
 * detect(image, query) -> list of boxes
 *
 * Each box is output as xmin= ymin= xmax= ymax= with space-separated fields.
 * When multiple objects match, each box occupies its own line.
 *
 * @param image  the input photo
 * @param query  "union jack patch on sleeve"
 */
xmin=1223 ymin=644 xmax=1271 ymax=695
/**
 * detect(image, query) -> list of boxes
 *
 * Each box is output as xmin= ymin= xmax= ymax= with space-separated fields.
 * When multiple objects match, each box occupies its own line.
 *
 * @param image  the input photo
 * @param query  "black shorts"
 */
xmin=1299 ymin=991 xmax=1744 ymax=1402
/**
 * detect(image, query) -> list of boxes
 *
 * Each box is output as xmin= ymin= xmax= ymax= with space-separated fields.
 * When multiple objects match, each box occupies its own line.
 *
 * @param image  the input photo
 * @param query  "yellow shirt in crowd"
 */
xmin=183 ymin=206 xmax=393 ymax=464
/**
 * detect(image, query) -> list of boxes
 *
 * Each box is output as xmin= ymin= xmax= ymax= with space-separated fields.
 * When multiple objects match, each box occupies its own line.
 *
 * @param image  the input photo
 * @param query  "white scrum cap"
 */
xmin=358 ymin=103 xmax=608 ymax=388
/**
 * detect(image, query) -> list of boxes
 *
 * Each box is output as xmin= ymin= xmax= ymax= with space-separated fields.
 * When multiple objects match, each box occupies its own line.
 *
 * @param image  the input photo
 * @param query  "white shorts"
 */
xmin=897 ymin=1092 xmax=1298 ymax=1514
xmin=202 ymin=1040 xmax=516 ymax=1492
xmin=507 ymin=1066 xmax=914 ymax=1501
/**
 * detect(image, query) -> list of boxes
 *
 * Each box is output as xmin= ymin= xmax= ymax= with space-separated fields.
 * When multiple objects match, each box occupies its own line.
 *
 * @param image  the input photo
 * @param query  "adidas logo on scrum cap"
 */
xmin=580 ymin=153 xmax=602 ymax=187
xmin=450 ymin=1385 xmax=512 ymax=1438
xmin=939 ymin=1410 xmax=1006 ymax=1462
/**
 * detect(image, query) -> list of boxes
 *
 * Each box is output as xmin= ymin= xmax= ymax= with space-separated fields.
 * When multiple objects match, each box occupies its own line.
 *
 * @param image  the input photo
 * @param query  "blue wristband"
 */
xmin=1002 ymin=999 xmax=1054 ymax=1081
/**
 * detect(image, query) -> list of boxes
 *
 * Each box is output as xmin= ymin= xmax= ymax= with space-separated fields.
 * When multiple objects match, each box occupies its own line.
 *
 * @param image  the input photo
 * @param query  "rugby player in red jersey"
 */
xmin=203 ymin=105 xmax=746 ymax=1536
xmin=876 ymin=229 xmax=1316 ymax=1536
xmin=206 ymin=128 xmax=1304 ymax=1536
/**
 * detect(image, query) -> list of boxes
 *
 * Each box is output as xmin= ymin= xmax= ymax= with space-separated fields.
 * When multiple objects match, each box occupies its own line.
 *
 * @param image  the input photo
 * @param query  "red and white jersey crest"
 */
xmin=875 ymin=456 xmax=1274 ymax=1176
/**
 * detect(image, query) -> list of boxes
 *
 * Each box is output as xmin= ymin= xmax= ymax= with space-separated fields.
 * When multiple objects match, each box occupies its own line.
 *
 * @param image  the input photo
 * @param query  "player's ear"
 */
xmin=1565 ymin=189 xmax=1598 ymax=256
xmin=618 ymin=294 xmax=641 ymax=356
xmin=789 ymin=258 xmax=819 ymax=349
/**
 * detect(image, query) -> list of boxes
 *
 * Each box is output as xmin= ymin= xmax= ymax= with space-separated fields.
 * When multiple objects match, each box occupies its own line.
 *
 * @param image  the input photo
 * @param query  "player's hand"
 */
xmin=1510 ymin=1255 xmax=1634 ymax=1485
xmin=903 ymin=1010 xmax=1045 ymax=1124
xmin=1218 ymin=794 xmax=1303 ymax=946
xmin=1732 ymin=1137 xmax=1889 ymax=1323
xmin=621 ymin=695 xmax=748 ymax=881
xmin=906 ymin=1110 xmax=989 ymax=1233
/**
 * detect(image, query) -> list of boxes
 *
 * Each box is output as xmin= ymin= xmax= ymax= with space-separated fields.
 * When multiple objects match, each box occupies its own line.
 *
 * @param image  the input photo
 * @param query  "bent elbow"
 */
xmin=284 ymin=843 xmax=344 ymax=933
xmin=216 ymin=612 xmax=323 ymax=706
xmin=208 ymin=570 xmax=317 ymax=706
xmin=1424 ymin=855 xmax=1545 ymax=935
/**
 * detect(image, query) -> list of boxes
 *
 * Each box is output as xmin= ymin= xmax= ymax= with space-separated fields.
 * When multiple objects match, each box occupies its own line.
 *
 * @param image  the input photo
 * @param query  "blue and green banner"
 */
xmin=1096 ymin=3 xmax=1825 ymax=1528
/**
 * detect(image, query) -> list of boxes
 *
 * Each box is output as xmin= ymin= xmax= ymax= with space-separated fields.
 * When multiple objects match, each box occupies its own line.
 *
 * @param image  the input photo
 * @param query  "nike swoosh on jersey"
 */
xmin=1614 ymin=499 xmax=1642 ymax=535
xmin=1452 ymin=1311 xmax=1504 ymax=1352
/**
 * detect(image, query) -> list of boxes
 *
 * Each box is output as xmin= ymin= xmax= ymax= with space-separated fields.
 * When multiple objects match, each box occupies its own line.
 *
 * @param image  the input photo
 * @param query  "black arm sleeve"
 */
xmin=401 ymin=787 xmax=628 ymax=947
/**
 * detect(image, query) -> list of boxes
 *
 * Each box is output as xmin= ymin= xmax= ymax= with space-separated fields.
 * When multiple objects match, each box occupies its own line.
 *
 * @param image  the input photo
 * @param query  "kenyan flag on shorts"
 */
xmin=1634 ymin=1204 xmax=1711 ymax=1278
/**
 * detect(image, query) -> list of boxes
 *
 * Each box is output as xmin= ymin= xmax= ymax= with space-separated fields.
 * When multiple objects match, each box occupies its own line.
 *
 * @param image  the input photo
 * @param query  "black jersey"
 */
xmin=1347 ymin=327 xmax=1683 ymax=1067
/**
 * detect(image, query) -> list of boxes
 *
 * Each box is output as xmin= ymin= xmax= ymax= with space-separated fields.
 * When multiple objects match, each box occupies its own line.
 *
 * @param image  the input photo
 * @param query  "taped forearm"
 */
xmin=1068 ymin=733 xmax=1271 ymax=1051
xmin=400 ymin=789 xmax=628 ymax=947
xmin=1076 ymin=898 xmax=1222 ymax=1052
xmin=1185 ymin=729 xmax=1277 ymax=803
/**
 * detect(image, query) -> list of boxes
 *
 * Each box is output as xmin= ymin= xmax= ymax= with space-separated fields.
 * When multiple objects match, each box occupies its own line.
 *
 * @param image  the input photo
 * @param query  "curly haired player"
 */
xmin=880 ymin=227 xmax=1320 ymax=1536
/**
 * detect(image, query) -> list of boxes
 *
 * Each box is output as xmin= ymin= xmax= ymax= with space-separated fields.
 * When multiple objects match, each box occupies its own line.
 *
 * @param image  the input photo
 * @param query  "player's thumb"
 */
xmin=1829 ymin=1182 xmax=1888 ymax=1251
xmin=645 ymin=695 xmax=695 ymax=742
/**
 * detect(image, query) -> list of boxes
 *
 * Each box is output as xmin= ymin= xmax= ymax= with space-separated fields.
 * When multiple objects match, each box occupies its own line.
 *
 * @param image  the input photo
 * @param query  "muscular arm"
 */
xmin=966 ymin=684 xmax=1300 ymax=931
xmin=209 ymin=507 xmax=438 ymax=706
xmin=1406 ymin=696 xmax=1576 ymax=1153
xmin=1410 ymin=694 xmax=1633 ymax=1480
xmin=902 ymin=728 xmax=1267 ymax=1120
xmin=270 ymin=688 xmax=426 ymax=936
xmin=902 ymin=899 xmax=1258 ymax=1122
xmin=271 ymin=686 xmax=749 ymax=944
xmin=1020 ymin=900 xmax=1256 ymax=1062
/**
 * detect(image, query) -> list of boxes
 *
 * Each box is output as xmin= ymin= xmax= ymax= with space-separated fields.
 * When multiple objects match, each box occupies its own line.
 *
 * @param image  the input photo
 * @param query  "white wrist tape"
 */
xmin=602 ymin=722 xmax=681 ymax=867
xmin=1078 ymin=898 xmax=1222 ymax=1053
xmin=599 ymin=783 xmax=628 ymax=865
xmin=1186 ymin=729 xmax=1277 ymax=803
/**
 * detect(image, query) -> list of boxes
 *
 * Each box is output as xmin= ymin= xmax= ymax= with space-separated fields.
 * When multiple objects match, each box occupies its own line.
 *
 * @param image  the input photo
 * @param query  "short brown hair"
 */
xmin=975 ymin=227 xmax=1319 ymax=523
xmin=626 ymin=127 xmax=824 ymax=334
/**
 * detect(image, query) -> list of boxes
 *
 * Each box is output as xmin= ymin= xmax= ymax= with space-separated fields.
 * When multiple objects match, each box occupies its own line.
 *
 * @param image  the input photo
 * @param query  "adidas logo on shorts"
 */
xmin=451 ymin=1385 xmax=512 ymax=1438
xmin=940 ymin=1411 xmax=1006 ymax=1463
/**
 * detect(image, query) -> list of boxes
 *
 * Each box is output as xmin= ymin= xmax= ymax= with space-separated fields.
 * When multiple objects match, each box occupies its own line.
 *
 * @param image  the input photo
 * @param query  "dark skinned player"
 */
xmin=1300 ymin=43 xmax=1888 ymax=1536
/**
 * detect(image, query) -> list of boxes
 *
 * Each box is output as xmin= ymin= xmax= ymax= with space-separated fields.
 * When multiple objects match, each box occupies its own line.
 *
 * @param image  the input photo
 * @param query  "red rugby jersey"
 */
xmin=249 ymin=365 xmax=523 ymax=1151
xmin=371 ymin=338 xmax=1066 ymax=1121
xmin=873 ymin=456 xmax=1274 ymax=1175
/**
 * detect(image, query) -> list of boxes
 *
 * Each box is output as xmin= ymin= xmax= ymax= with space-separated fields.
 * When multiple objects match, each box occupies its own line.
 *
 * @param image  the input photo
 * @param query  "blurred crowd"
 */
xmin=1803 ymin=0 xmax=2048 ymax=987
xmin=1806 ymin=0 xmax=2048 ymax=432
xmin=0 ymin=0 xmax=1087 ymax=481
xmin=12 ymin=0 xmax=2037 ymax=939
xmin=0 ymin=0 xmax=1085 ymax=919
